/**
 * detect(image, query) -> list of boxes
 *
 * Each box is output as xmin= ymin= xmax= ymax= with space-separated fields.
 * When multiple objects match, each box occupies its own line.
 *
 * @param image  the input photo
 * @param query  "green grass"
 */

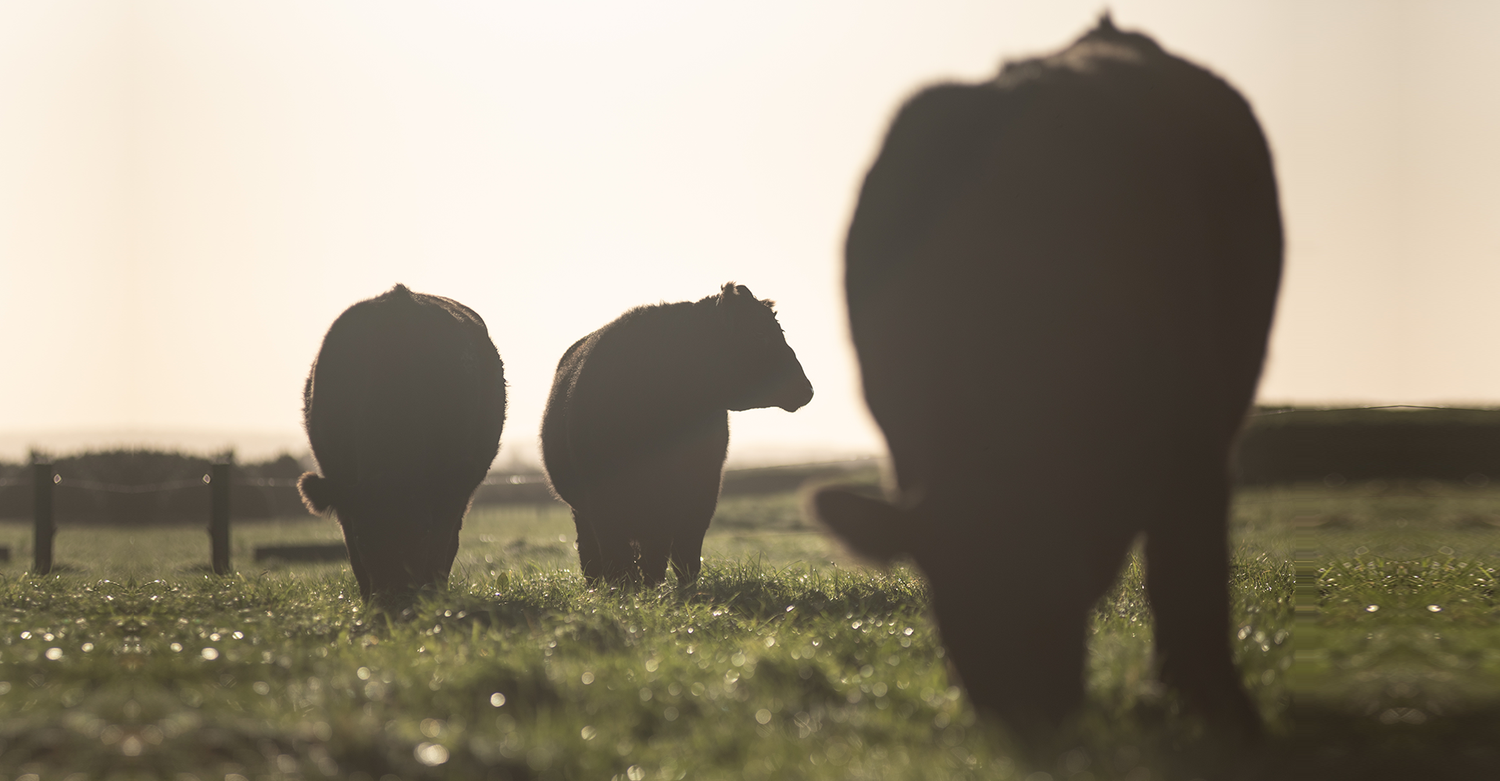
xmin=0 ymin=482 xmax=1496 ymax=778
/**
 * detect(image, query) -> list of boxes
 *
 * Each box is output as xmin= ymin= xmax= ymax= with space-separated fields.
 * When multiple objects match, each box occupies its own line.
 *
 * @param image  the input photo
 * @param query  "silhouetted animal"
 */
xmin=815 ymin=16 xmax=1281 ymax=739
xmin=542 ymin=283 xmax=813 ymax=585
xmin=299 ymin=284 xmax=506 ymax=605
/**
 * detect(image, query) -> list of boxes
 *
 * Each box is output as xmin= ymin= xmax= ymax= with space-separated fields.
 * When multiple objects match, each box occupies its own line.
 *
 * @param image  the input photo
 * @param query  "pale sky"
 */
xmin=2 ymin=1 xmax=1498 ymax=465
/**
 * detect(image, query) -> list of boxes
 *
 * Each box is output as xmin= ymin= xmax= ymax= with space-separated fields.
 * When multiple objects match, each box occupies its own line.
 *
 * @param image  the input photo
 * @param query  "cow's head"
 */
xmin=715 ymin=282 xmax=814 ymax=412
xmin=302 ymin=473 xmax=463 ymax=609
xmin=813 ymin=486 xmax=1091 ymax=736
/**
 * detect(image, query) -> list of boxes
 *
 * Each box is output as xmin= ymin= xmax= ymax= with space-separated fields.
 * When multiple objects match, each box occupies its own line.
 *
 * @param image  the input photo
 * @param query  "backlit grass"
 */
xmin=0 ymin=481 xmax=1495 ymax=778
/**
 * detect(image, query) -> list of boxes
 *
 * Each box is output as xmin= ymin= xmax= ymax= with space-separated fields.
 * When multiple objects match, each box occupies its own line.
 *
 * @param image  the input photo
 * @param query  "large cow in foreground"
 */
xmin=299 ymin=284 xmax=506 ymax=606
xmin=815 ymin=16 xmax=1281 ymax=739
xmin=543 ymin=283 xmax=813 ymax=586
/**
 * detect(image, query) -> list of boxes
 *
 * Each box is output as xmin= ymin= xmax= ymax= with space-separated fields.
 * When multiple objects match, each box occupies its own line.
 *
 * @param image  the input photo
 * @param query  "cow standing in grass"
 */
xmin=299 ymin=284 xmax=506 ymax=606
xmin=814 ymin=16 xmax=1281 ymax=739
xmin=542 ymin=283 xmax=814 ymax=586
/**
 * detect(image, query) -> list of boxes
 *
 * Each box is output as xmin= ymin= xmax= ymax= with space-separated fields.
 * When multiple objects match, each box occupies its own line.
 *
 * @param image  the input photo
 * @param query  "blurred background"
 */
xmin=1 ymin=0 xmax=1497 ymax=468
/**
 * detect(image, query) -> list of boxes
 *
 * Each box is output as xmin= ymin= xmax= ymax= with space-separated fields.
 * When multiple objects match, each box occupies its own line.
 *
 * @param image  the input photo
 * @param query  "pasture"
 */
xmin=0 ymin=481 xmax=1493 ymax=779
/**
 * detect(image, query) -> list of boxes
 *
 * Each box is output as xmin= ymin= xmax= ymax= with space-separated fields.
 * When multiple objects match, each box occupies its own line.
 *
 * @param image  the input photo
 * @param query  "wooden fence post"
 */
xmin=209 ymin=463 xmax=231 ymax=575
xmin=32 ymin=463 xmax=55 ymax=575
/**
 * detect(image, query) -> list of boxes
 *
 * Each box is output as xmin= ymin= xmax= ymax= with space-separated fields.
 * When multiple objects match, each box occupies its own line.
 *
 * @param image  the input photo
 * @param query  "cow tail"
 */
xmin=298 ymin=472 xmax=337 ymax=516
xmin=812 ymin=486 xmax=917 ymax=566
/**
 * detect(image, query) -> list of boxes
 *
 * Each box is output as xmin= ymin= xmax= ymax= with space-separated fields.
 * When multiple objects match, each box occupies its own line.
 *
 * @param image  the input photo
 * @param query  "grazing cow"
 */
xmin=814 ymin=16 xmax=1281 ymax=739
xmin=542 ymin=283 xmax=814 ymax=586
xmin=299 ymin=284 xmax=506 ymax=606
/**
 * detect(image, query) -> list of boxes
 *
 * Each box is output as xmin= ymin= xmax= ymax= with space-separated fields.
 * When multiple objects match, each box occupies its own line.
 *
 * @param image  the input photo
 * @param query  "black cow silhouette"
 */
xmin=815 ymin=16 xmax=1281 ymax=739
xmin=299 ymin=284 xmax=506 ymax=605
xmin=542 ymin=283 xmax=813 ymax=585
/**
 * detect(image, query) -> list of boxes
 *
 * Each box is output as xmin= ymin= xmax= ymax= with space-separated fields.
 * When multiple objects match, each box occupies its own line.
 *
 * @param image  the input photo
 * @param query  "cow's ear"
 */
xmin=812 ymin=487 xmax=915 ymax=565
xmin=717 ymin=282 xmax=757 ymax=306
xmin=717 ymin=282 xmax=749 ymax=330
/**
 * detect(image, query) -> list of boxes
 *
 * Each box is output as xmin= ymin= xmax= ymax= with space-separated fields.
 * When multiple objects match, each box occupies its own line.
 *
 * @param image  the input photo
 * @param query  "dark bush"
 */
xmin=0 ymin=450 xmax=307 ymax=525
xmin=1237 ymin=406 xmax=1500 ymax=486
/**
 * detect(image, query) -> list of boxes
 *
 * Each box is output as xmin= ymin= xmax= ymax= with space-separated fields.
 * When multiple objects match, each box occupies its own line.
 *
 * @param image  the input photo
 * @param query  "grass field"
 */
xmin=0 ymin=480 xmax=1495 ymax=779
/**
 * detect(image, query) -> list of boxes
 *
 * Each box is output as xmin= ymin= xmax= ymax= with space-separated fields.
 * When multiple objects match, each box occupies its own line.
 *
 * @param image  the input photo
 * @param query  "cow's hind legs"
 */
xmin=432 ymin=498 xmax=467 ymax=584
xmin=339 ymin=523 xmax=374 ymax=602
xmin=575 ymin=513 xmax=630 ymax=585
xmin=667 ymin=531 xmax=705 ymax=586
xmin=1145 ymin=473 xmax=1263 ymax=739
xmin=434 ymin=523 xmax=461 ymax=583
xmin=635 ymin=534 xmax=673 ymax=587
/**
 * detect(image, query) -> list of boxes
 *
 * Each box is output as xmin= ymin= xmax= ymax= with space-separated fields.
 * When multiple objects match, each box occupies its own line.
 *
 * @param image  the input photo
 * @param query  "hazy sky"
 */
xmin=2 ymin=1 xmax=1498 ymax=465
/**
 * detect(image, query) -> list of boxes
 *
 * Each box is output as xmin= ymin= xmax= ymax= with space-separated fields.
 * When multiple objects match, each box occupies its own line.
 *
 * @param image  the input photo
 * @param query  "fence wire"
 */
xmin=0 ymin=473 xmax=542 ymax=495
xmin=1251 ymin=404 xmax=1499 ymax=416
xmin=55 ymin=478 xmax=209 ymax=494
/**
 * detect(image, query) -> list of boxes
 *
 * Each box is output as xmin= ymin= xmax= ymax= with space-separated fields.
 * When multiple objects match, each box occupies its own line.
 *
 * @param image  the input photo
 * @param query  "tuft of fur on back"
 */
xmin=298 ymin=472 xmax=336 ymax=516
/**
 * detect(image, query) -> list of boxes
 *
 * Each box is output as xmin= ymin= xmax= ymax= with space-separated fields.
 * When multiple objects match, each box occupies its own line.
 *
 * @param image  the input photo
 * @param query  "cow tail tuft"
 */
xmin=298 ymin=472 xmax=336 ymax=516
xmin=812 ymin=487 xmax=915 ymax=565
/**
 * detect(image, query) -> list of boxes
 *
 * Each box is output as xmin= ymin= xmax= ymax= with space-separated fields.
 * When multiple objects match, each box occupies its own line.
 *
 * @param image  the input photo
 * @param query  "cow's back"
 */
xmin=305 ymin=286 xmax=505 ymax=497
xmin=541 ymin=304 xmax=728 ymax=505
xmin=847 ymin=22 xmax=1281 ymax=499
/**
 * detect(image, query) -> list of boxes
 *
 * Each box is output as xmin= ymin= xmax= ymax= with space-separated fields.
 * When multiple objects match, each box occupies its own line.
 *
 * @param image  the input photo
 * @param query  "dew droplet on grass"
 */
xmin=414 ymin=742 xmax=449 ymax=766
